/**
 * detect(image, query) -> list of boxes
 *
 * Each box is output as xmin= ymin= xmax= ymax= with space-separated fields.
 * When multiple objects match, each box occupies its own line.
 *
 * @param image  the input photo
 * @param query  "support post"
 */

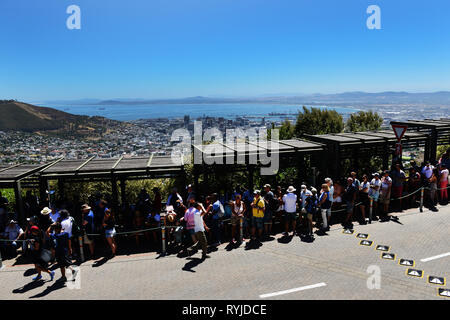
xmin=58 ymin=179 xmax=65 ymax=201
xmin=38 ymin=177 xmax=49 ymax=208
xmin=419 ymin=187 xmax=424 ymax=213
xmin=111 ymin=176 xmax=119 ymax=214
xmin=14 ymin=181 xmax=25 ymax=225
xmin=161 ymin=224 xmax=166 ymax=256
xmin=239 ymin=216 xmax=243 ymax=243
xmin=193 ymin=165 xmax=199 ymax=195
xmin=248 ymin=165 xmax=254 ymax=193
xmin=369 ymin=198 xmax=373 ymax=224
xmin=430 ymin=128 xmax=438 ymax=163
xmin=383 ymin=143 xmax=389 ymax=170
xmin=297 ymin=153 xmax=306 ymax=187
xmin=120 ymin=179 xmax=126 ymax=206
xmin=78 ymin=235 xmax=85 ymax=262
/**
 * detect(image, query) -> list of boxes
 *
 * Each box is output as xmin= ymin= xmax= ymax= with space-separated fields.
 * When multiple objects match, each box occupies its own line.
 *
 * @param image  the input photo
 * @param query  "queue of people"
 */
xmin=0 ymin=153 xmax=449 ymax=281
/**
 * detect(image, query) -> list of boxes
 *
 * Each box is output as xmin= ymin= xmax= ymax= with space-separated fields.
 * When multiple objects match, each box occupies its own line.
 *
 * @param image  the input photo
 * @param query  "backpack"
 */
xmin=269 ymin=194 xmax=279 ymax=211
xmin=320 ymin=192 xmax=332 ymax=209
xmin=70 ymin=216 xmax=81 ymax=238
xmin=174 ymin=226 xmax=184 ymax=243
xmin=217 ymin=202 xmax=225 ymax=218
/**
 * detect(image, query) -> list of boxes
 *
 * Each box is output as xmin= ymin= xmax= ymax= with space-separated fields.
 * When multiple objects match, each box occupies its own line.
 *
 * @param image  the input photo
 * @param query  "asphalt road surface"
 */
xmin=1 ymin=204 xmax=449 ymax=300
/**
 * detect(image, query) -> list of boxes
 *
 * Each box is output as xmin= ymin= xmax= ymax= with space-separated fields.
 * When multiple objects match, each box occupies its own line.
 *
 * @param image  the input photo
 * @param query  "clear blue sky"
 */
xmin=0 ymin=0 xmax=449 ymax=101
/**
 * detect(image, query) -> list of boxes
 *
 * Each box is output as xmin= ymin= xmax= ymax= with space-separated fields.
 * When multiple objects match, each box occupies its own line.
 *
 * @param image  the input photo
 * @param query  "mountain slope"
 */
xmin=0 ymin=100 xmax=121 ymax=136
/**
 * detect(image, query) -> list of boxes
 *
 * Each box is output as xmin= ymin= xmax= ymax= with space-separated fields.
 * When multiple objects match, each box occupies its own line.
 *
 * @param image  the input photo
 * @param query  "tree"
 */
xmin=294 ymin=106 xmax=344 ymax=137
xmin=345 ymin=110 xmax=383 ymax=132
xmin=268 ymin=119 xmax=295 ymax=140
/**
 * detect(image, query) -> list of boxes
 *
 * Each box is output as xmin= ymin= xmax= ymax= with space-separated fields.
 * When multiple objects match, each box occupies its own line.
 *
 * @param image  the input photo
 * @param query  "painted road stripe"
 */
xmin=420 ymin=252 xmax=450 ymax=263
xmin=259 ymin=282 xmax=327 ymax=298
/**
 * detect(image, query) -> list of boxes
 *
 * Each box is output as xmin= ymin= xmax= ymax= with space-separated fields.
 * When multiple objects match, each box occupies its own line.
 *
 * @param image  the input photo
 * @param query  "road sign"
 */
xmin=406 ymin=268 xmax=423 ymax=278
xmin=399 ymin=259 xmax=415 ymax=267
xmin=342 ymin=229 xmax=354 ymax=235
xmin=428 ymin=276 xmax=446 ymax=286
xmin=395 ymin=143 xmax=402 ymax=156
xmin=381 ymin=252 xmax=396 ymax=260
xmin=391 ymin=124 xmax=408 ymax=142
xmin=356 ymin=233 xmax=369 ymax=239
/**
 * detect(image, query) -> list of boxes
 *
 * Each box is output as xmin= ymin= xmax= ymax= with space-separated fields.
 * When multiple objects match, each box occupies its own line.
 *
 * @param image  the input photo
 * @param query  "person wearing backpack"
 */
xmin=59 ymin=209 xmax=76 ymax=258
xmin=318 ymin=184 xmax=332 ymax=231
xmin=304 ymin=188 xmax=318 ymax=237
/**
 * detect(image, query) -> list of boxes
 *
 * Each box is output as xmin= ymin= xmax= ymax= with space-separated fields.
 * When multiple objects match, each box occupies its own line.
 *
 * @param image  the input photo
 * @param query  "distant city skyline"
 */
xmin=1 ymin=0 xmax=449 ymax=101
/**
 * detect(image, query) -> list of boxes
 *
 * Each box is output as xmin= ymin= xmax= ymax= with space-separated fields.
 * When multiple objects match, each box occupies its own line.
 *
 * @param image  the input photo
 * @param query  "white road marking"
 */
xmin=259 ymin=282 xmax=326 ymax=298
xmin=420 ymin=252 xmax=450 ymax=262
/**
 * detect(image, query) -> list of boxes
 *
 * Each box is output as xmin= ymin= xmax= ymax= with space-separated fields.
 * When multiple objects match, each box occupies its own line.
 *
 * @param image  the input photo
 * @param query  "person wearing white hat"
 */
xmin=282 ymin=186 xmax=298 ymax=236
xmin=300 ymin=185 xmax=312 ymax=210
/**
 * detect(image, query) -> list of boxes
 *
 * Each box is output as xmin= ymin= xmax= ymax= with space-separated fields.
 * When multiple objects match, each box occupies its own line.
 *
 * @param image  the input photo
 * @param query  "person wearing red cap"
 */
xmin=30 ymin=226 xmax=55 ymax=281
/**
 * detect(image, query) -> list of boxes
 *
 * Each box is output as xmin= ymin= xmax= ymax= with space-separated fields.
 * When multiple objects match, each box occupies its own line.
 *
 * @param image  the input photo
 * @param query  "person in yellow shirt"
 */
xmin=251 ymin=190 xmax=265 ymax=242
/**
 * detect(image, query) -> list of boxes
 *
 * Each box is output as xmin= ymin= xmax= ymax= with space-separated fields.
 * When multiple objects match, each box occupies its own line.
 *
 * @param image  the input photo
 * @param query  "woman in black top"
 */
xmin=30 ymin=226 xmax=55 ymax=281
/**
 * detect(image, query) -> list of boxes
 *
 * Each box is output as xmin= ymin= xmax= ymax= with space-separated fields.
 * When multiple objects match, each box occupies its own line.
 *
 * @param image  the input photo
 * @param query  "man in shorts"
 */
xmin=250 ymin=190 xmax=265 ymax=243
xmin=81 ymin=204 xmax=95 ymax=259
xmin=282 ymin=186 xmax=298 ymax=236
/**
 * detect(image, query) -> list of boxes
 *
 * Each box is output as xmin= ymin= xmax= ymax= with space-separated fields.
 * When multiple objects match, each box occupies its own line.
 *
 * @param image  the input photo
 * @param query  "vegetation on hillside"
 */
xmin=345 ymin=110 xmax=383 ymax=132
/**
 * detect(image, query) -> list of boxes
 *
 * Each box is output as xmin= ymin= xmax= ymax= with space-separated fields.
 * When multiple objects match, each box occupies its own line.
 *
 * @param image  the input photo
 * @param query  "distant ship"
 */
xmin=99 ymin=107 xmax=106 ymax=110
xmin=268 ymin=112 xmax=295 ymax=116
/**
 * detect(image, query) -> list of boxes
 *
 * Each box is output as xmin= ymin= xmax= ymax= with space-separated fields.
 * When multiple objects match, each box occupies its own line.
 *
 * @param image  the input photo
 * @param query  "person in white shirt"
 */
xmin=190 ymin=202 xmax=210 ymax=260
xmin=300 ymin=185 xmax=312 ymax=209
xmin=0 ymin=220 xmax=23 ymax=258
xmin=282 ymin=186 xmax=298 ymax=236
xmin=59 ymin=209 xmax=74 ymax=256
xmin=421 ymin=162 xmax=434 ymax=180
xmin=324 ymin=178 xmax=334 ymax=219
xmin=369 ymin=173 xmax=381 ymax=217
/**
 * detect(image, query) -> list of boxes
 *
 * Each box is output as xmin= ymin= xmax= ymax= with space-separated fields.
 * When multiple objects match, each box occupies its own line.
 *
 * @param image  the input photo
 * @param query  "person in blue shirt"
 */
xmin=208 ymin=193 xmax=224 ymax=246
xmin=81 ymin=204 xmax=95 ymax=258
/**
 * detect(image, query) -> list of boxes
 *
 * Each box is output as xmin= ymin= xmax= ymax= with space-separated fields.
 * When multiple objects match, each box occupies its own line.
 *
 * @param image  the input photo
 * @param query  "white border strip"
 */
xmin=259 ymin=282 xmax=327 ymax=298
xmin=420 ymin=252 xmax=450 ymax=262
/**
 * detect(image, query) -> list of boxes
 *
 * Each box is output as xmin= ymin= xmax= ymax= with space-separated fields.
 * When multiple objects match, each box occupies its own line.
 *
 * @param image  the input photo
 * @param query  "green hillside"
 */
xmin=0 ymin=100 xmax=123 ymax=138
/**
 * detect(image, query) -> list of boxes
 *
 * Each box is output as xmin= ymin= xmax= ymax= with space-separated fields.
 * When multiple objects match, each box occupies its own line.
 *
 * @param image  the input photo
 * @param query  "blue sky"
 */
xmin=0 ymin=0 xmax=449 ymax=101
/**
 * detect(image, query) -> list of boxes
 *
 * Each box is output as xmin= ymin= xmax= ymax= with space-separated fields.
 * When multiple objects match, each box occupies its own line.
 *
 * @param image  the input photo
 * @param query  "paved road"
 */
xmin=1 ymin=204 xmax=449 ymax=300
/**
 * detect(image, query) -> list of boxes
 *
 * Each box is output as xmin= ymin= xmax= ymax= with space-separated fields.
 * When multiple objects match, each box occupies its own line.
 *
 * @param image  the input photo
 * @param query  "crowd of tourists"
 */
xmin=0 ymin=150 xmax=449 ymax=282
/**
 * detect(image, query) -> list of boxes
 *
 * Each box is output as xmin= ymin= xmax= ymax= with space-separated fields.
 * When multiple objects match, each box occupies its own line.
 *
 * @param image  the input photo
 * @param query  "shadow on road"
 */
xmin=92 ymin=256 xmax=111 ymax=268
xmin=244 ymin=240 xmax=263 ymax=250
xmin=12 ymin=280 xmax=45 ymax=294
xmin=23 ymin=268 xmax=37 ymax=277
xmin=29 ymin=279 xmax=66 ymax=299
xmin=277 ymin=235 xmax=293 ymax=244
xmin=182 ymin=257 xmax=204 ymax=272
xmin=299 ymin=234 xmax=315 ymax=243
